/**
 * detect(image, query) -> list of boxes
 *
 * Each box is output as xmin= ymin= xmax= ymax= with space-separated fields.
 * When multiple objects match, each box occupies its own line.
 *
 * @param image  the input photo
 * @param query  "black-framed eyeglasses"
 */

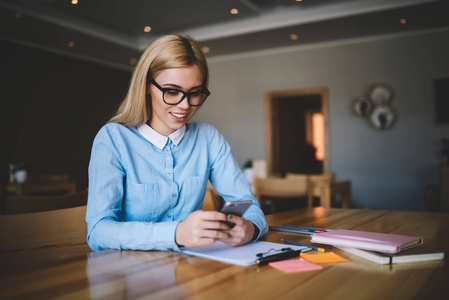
xmin=149 ymin=79 xmax=210 ymax=107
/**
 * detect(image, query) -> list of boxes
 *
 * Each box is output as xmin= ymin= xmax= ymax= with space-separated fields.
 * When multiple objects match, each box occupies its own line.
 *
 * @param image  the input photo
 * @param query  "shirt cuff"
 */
xmin=151 ymin=220 xmax=182 ymax=252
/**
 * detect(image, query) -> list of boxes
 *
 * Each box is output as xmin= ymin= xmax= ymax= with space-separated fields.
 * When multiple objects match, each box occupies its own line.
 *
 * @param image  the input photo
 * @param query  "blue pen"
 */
xmin=281 ymin=239 xmax=325 ymax=253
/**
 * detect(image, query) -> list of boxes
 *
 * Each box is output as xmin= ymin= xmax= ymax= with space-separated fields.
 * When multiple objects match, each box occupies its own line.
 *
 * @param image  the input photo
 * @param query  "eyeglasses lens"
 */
xmin=163 ymin=90 xmax=207 ymax=106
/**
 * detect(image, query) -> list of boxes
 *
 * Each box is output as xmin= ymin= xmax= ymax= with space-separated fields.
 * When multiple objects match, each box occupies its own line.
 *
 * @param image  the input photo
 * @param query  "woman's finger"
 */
xmin=202 ymin=220 xmax=231 ymax=231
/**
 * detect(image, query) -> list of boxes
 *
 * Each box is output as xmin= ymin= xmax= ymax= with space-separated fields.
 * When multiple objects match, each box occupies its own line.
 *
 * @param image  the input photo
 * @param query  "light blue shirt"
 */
xmin=86 ymin=122 xmax=268 ymax=251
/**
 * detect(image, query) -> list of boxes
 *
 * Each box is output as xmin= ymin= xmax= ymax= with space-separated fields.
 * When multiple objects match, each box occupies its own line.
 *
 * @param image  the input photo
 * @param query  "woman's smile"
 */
xmin=148 ymin=65 xmax=203 ymax=136
xmin=170 ymin=112 xmax=188 ymax=121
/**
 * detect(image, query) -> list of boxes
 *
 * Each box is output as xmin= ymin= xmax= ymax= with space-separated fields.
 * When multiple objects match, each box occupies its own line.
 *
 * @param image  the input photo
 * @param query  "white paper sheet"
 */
xmin=181 ymin=241 xmax=309 ymax=266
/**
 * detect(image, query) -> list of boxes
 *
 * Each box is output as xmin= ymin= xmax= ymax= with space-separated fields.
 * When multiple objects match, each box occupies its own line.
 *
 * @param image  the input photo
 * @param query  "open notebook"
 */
xmin=181 ymin=241 xmax=310 ymax=266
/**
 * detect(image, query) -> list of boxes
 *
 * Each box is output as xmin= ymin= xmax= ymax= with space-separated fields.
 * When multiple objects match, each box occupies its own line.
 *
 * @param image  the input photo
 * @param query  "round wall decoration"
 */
xmin=352 ymin=96 xmax=374 ymax=117
xmin=353 ymin=83 xmax=397 ymax=130
xmin=369 ymin=105 xmax=397 ymax=130
xmin=368 ymin=83 xmax=394 ymax=105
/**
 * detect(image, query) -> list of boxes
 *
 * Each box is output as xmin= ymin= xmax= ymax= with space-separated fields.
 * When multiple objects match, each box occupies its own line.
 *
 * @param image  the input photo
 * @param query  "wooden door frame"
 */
xmin=265 ymin=87 xmax=330 ymax=176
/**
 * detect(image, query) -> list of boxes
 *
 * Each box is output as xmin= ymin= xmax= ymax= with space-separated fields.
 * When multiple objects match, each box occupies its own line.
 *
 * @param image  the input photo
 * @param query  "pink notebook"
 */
xmin=310 ymin=229 xmax=423 ymax=254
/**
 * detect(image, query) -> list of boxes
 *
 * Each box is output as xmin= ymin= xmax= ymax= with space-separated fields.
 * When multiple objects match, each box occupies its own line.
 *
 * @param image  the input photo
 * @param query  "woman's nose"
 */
xmin=177 ymin=97 xmax=190 ymax=109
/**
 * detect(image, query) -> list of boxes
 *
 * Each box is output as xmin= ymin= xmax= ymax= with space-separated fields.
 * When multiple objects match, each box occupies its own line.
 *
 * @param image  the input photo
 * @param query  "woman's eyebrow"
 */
xmin=161 ymin=83 xmax=203 ymax=90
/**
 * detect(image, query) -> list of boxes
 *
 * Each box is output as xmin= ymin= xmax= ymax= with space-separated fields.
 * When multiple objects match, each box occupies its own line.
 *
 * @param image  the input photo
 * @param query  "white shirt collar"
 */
xmin=137 ymin=123 xmax=186 ymax=150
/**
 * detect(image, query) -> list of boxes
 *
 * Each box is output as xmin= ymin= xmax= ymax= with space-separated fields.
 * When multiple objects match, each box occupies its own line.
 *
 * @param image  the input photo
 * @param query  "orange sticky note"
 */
xmin=269 ymin=258 xmax=323 ymax=274
xmin=300 ymin=251 xmax=348 ymax=264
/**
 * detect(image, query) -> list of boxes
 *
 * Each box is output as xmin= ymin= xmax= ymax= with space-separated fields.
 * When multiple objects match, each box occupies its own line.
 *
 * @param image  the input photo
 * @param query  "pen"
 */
xmin=295 ymin=227 xmax=333 ymax=232
xmin=281 ymin=239 xmax=325 ymax=253
xmin=284 ymin=229 xmax=322 ymax=234
xmin=269 ymin=226 xmax=334 ymax=234
xmin=300 ymin=229 xmax=324 ymax=234
xmin=255 ymin=249 xmax=302 ymax=266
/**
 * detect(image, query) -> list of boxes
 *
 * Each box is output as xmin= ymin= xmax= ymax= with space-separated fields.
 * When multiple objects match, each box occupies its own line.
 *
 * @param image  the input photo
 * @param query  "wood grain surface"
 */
xmin=1 ymin=207 xmax=448 ymax=299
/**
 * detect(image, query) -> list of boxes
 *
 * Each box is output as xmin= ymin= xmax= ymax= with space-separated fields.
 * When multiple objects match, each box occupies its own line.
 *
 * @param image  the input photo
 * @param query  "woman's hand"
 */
xmin=217 ymin=214 xmax=256 ymax=247
xmin=175 ymin=210 xmax=230 ymax=248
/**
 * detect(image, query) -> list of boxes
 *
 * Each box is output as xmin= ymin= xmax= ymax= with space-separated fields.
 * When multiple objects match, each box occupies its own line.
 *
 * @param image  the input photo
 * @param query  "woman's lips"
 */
xmin=170 ymin=112 xmax=188 ymax=122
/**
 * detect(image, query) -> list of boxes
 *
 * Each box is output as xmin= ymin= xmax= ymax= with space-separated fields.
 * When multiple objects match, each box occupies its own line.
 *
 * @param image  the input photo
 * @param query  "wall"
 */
xmin=0 ymin=40 xmax=131 ymax=190
xmin=2 ymin=29 xmax=448 ymax=211
xmin=193 ymin=29 xmax=449 ymax=211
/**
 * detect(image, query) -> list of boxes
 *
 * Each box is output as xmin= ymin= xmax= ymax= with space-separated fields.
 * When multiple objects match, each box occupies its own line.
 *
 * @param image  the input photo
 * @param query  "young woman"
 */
xmin=86 ymin=35 xmax=268 ymax=251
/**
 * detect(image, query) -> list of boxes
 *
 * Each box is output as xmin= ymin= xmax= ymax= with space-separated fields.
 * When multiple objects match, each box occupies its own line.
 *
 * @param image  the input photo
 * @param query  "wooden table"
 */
xmin=6 ymin=181 xmax=76 ymax=196
xmin=1 ymin=208 xmax=448 ymax=299
xmin=310 ymin=180 xmax=352 ymax=209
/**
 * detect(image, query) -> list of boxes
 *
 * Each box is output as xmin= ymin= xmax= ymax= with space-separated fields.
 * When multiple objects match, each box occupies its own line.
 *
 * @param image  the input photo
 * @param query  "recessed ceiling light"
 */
xmin=144 ymin=26 xmax=152 ymax=33
xmin=130 ymin=58 xmax=138 ymax=65
xmin=230 ymin=8 xmax=238 ymax=15
xmin=67 ymin=41 xmax=75 ymax=48
xmin=202 ymin=46 xmax=210 ymax=54
xmin=71 ymin=0 xmax=78 ymax=5
xmin=400 ymin=18 xmax=407 ymax=24
xmin=290 ymin=34 xmax=298 ymax=40
xmin=296 ymin=0 xmax=303 ymax=2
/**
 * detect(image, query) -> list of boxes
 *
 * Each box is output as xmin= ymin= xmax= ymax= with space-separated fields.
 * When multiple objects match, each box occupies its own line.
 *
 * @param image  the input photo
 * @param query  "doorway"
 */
xmin=265 ymin=87 xmax=329 ymax=177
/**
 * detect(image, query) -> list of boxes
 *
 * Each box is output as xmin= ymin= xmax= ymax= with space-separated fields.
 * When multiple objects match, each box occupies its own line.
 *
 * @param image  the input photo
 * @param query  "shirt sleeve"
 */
xmin=85 ymin=126 xmax=181 ymax=252
xmin=206 ymin=125 xmax=268 ymax=241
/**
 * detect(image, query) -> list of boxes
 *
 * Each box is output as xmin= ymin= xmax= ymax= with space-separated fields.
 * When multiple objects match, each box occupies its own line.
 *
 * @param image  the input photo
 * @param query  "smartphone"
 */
xmin=220 ymin=200 xmax=252 ymax=228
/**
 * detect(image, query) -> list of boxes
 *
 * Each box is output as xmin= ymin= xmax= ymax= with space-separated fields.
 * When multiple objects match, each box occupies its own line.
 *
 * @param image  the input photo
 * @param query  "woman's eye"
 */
xmin=166 ymin=90 xmax=181 ymax=96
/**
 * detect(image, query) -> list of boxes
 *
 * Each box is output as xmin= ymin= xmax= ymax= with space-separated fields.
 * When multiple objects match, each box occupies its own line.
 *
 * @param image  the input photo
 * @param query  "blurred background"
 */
xmin=1 ymin=0 xmax=448 ymax=212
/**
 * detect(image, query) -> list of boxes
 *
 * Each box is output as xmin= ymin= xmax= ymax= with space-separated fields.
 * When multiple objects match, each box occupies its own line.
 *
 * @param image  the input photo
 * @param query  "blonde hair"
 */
xmin=109 ymin=35 xmax=209 ymax=127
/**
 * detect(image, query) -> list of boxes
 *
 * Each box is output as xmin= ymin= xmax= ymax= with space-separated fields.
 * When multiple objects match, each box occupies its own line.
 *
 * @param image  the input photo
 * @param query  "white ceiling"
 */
xmin=1 ymin=0 xmax=448 ymax=70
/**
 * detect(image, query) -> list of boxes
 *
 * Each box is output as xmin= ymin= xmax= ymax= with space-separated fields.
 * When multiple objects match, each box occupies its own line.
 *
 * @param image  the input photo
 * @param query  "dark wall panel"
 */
xmin=0 ymin=40 xmax=132 ymax=190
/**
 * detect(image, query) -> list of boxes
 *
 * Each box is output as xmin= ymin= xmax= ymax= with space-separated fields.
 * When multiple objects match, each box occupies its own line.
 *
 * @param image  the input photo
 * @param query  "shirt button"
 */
xmin=167 ymin=171 xmax=171 ymax=176
xmin=172 ymin=194 xmax=177 ymax=198
xmin=167 ymin=214 xmax=172 ymax=218
xmin=165 ymin=149 xmax=170 ymax=153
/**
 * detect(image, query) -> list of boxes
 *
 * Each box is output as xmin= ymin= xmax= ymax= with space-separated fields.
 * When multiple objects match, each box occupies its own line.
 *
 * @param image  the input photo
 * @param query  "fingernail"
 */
xmin=227 ymin=214 xmax=233 ymax=220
